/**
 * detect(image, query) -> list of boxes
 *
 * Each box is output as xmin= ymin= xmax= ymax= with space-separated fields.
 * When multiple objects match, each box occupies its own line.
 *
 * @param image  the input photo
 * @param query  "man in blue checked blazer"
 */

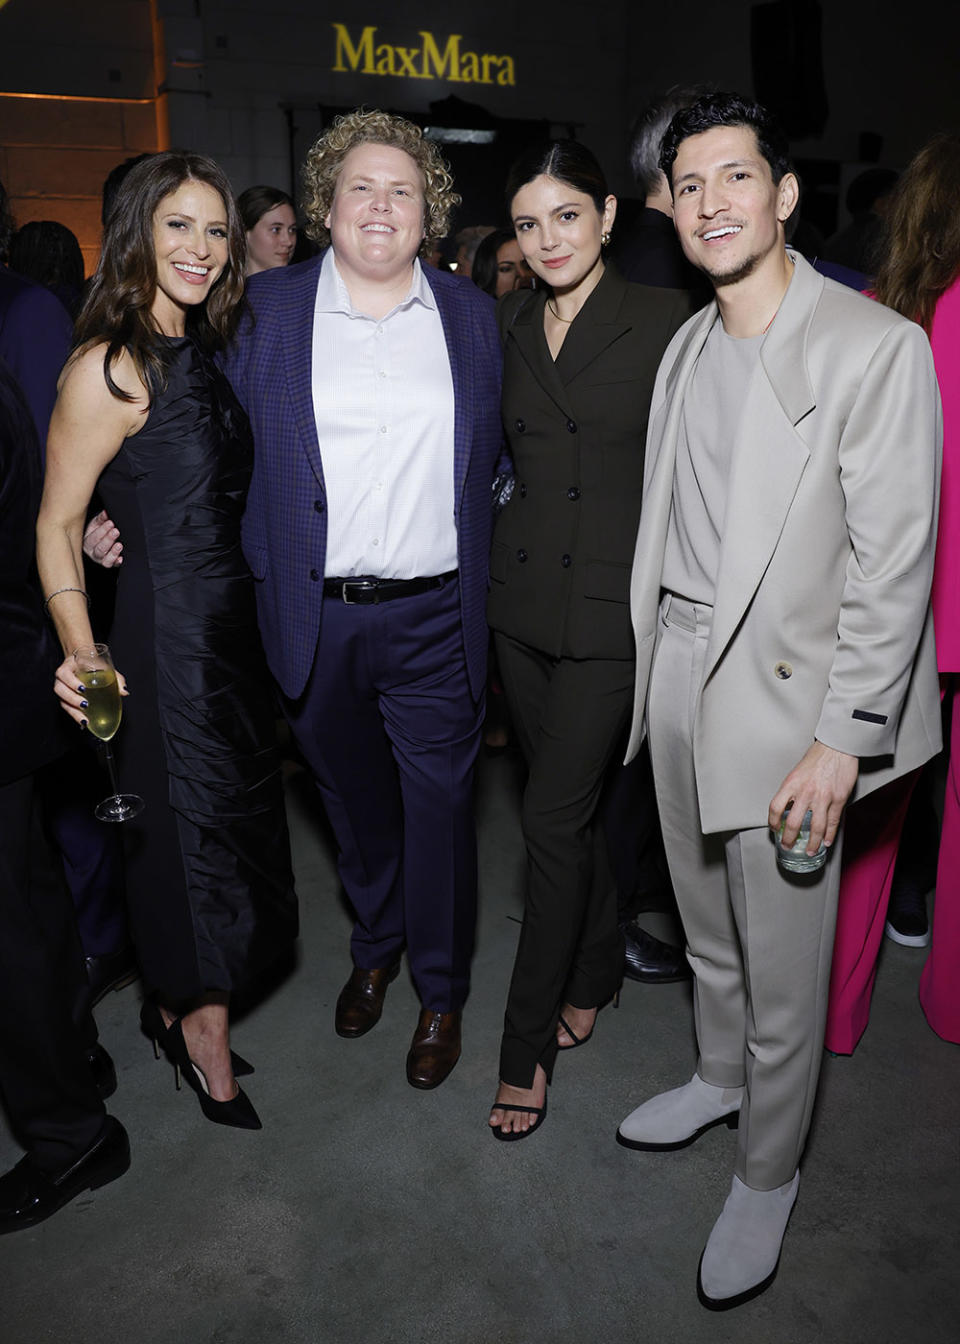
xmin=223 ymin=111 xmax=504 ymax=1089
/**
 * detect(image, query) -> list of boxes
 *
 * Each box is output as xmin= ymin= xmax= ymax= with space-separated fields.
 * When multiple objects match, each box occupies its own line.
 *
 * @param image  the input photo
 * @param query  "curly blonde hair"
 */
xmin=301 ymin=109 xmax=460 ymax=250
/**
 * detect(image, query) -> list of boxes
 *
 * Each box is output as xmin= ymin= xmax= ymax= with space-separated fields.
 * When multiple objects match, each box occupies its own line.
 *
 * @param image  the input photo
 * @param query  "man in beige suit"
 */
xmin=616 ymin=93 xmax=942 ymax=1309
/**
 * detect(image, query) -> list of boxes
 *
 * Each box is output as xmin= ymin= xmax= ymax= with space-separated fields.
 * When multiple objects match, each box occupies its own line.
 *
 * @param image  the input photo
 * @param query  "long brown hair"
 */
xmin=74 ymin=150 xmax=247 ymax=401
xmin=873 ymin=131 xmax=960 ymax=333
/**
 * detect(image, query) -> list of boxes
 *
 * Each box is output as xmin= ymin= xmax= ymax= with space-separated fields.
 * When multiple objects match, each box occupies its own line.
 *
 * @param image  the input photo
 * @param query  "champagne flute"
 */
xmin=74 ymin=643 xmax=144 ymax=822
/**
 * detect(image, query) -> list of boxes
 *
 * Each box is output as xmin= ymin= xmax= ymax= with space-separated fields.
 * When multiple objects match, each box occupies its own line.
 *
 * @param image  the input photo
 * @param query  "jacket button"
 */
xmin=519 ymin=483 xmax=527 ymax=498
xmin=310 ymin=568 xmax=321 ymax=581
xmin=313 ymin=499 xmax=325 ymax=513
xmin=567 ymin=486 xmax=581 ymax=500
xmin=517 ymin=549 xmax=528 ymax=563
xmin=566 ymin=419 xmax=577 ymax=434
xmin=515 ymin=418 xmax=526 ymax=433
xmin=560 ymin=554 xmax=572 ymax=568
xmin=774 ymin=661 xmax=793 ymax=679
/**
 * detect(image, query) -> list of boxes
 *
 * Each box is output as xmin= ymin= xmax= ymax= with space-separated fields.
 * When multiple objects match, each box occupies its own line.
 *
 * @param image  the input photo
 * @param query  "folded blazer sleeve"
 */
xmin=815 ymin=320 xmax=942 ymax=757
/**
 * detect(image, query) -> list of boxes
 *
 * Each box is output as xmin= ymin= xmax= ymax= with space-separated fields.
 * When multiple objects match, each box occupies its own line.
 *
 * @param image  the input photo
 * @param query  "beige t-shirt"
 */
xmin=662 ymin=318 xmax=765 ymax=603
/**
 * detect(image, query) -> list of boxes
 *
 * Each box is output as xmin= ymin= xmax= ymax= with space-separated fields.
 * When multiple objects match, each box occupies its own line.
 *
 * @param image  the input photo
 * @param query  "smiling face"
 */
xmin=494 ymin=237 xmax=533 ymax=296
xmin=324 ymin=142 xmax=426 ymax=288
xmin=246 ymin=202 xmax=297 ymax=274
xmin=510 ymin=174 xmax=615 ymax=298
xmin=151 ymin=180 xmax=228 ymax=334
xmin=670 ymin=124 xmax=798 ymax=289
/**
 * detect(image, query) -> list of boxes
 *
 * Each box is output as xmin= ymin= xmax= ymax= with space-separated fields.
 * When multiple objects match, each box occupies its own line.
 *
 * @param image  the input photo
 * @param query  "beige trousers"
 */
xmin=647 ymin=594 xmax=843 ymax=1189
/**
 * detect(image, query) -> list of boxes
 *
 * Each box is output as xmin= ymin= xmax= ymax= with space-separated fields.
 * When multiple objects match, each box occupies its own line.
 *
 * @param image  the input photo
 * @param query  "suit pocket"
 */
xmin=489 ymin=541 xmax=509 ymax=585
xmin=583 ymin=559 xmax=630 ymax=603
xmin=244 ymin=542 xmax=269 ymax=581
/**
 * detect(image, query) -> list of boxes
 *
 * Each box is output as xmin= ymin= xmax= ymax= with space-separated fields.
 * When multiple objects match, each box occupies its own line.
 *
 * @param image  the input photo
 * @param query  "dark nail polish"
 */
xmin=77 ymin=684 xmax=86 ymax=692
xmin=80 ymin=700 xmax=88 ymax=708
xmin=79 ymin=720 xmax=87 ymax=730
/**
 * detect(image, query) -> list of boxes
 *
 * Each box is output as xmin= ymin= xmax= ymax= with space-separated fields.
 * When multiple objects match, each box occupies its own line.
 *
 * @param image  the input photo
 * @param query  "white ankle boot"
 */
xmin=697 ymin=1170 xmax=800 ymax=1310
xmin=617 ymin=1072 xmax=743 ymax=1151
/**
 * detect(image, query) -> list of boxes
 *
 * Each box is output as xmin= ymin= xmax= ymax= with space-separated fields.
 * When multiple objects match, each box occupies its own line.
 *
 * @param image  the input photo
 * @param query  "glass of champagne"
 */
xmin=74 ymin=643 xmax=144 ymax=823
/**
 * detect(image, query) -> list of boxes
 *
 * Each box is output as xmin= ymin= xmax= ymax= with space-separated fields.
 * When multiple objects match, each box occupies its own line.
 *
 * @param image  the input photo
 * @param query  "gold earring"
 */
xmin=601 ymin=230 xmax=611 ymax=247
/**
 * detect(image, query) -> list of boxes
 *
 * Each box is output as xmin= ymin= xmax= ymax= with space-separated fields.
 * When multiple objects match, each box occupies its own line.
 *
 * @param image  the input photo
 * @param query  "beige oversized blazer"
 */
xmin=625 ymin=250 xmax=943 ymax=834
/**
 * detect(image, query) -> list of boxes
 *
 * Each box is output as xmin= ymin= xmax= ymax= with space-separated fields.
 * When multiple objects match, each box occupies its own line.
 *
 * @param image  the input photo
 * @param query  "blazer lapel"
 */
xmin=282 ymin=254 xmax=326 ymax=489
xmin=426 ymin=266 xmax=473 ymax=513
xmin=507 ymin=287 xmax=573 ymax=419
xmin=632 ymin=302 xmax=718 ymax=637
xmin=554 ymin=267 xmax=633 ymax=386
xmin=703 ymin=253 xmax=820 ymax=679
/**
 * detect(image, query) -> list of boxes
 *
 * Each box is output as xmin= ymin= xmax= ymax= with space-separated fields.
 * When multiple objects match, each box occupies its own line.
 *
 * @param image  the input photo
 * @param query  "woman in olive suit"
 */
xmin=488 ymin=142 xmax=690 ymax=1139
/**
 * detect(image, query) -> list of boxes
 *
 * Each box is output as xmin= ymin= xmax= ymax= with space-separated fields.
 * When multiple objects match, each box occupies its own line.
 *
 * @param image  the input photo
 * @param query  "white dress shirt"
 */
xmin=311 ymin=252 xmax=457 ymax=579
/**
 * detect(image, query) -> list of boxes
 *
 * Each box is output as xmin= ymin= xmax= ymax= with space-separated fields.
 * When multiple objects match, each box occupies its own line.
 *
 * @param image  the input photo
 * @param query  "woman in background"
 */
xmin=826 ymin=131 xmax=960 ymax=1052
xmin=238 ymin=185 xmax=298 ymax=276
xmin=37 ymin=152 xmax=297 ymax=1129
xmin=472 ymin=227 xmax=534 ymax=298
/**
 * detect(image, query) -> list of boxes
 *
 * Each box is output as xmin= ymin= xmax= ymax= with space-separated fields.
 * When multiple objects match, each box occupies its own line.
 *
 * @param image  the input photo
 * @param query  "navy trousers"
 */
xmin=282 ymin=576 xmax=482 ymax=1012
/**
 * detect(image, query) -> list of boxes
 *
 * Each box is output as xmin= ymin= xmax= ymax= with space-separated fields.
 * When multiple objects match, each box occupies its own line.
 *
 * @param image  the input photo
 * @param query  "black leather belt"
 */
xmin=323 ymin=570 xmax=457 ymax=605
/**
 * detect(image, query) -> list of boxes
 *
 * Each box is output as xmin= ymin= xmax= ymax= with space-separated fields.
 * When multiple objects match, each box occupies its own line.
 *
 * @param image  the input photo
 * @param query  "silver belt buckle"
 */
xmin=342 ymin=579 xmax=375 ymax=604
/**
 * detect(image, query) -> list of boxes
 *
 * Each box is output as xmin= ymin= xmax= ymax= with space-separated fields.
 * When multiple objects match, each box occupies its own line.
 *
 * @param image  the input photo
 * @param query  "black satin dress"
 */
xmin=98 ymin=337 xmax=297 ymax=1000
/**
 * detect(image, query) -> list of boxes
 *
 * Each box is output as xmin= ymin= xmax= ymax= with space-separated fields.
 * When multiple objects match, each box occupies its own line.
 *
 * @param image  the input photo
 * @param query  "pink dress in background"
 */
xmin=826 ymin=275 xmax=960 ymax=1052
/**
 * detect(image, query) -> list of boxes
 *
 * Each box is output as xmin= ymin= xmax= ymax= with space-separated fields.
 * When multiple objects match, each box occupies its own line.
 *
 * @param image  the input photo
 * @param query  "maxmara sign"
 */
xmin=331 ymin=23 xmax=517 ymax=86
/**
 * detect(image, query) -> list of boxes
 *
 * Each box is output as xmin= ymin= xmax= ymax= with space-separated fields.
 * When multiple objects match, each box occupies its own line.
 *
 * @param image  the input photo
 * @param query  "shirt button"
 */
xmin=566 ymin=419 xmax=577 ymax=434
xmin=376 ymin=326 xmax=383 ymax=336
xmin=567 ymin=486 xmax=581 ymax=501
xmin=310 ymin=568 xmax=320 ymax=581
xmin=519 ymin=483 xmax=527 ymax=498
xmin=561 ymin=554 xmax=572 ymax=567
xmin=515 ymin=418 xmax=526 ymax=433
xmin=378 ymin=370 xmax=387 ymax=379
xmin=313 ymin=499 xmax=325 ymax=513
xmin=774 ymin=661 xmax=793 ymax=679
xmin=372 ymin=538 xmax=379 ymax=547
xmin=517 ymin=548 xmax=528 ymax=563
xmin=379 ymin=425 xmax=387 ymax=434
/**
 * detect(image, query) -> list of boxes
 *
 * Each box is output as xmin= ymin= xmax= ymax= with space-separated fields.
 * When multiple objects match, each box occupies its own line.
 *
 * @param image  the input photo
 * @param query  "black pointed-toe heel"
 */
xmin=163 ymin=1018 xmax=262 ymax=1131
xmin=139 ymin=999 xmax=255 ymax=1077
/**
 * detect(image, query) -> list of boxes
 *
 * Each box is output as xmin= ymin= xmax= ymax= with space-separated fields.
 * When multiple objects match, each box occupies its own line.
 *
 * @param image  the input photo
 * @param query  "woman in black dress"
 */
xmin=37 ymin=152 xmax=297 ymax=1130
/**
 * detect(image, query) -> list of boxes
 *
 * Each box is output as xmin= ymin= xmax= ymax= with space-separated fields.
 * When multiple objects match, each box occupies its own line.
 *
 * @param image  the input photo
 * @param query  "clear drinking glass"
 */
xmin=74 ymin=643 xmax=144 ymax=823
xmin=777 ymin=804 xmax=827 ymax=874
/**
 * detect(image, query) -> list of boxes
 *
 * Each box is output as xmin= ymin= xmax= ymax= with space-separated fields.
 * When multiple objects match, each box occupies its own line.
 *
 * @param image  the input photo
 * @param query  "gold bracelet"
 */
xmin=43 ymin=586 xmax=90 ymax=616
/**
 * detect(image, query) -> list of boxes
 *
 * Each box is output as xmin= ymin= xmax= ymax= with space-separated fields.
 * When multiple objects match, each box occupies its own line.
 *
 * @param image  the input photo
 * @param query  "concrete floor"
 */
xmin=2 ymin=751 xmax=958 ymax=1344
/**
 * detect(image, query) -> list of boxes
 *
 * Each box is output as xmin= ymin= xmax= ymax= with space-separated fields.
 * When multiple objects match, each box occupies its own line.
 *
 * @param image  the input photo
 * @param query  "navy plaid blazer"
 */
xmin=223 ymin=253 xmax=503 ymax=703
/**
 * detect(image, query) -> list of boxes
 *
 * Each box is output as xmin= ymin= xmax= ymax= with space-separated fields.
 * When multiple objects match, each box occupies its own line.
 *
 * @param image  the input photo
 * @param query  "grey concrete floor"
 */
xmin=2 ymin=752 xmax=958 ymax=1344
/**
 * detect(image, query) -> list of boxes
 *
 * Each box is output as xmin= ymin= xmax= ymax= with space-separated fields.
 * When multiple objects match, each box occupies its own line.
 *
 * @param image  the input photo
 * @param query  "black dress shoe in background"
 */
xmin=621 ymin=920 xmax=691 ymax=984
xmin=84 ymin=947 xmax=138 ymax=1010
xmin=86 ymin=1043 xmax=117 ymax=1100
xmin=0 ymin=1117 xmax=130 ymax=1235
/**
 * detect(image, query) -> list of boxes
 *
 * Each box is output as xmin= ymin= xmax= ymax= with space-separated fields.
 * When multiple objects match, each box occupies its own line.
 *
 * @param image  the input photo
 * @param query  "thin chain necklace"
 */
xmin=547 ymin=299 xmax=574 ymax=323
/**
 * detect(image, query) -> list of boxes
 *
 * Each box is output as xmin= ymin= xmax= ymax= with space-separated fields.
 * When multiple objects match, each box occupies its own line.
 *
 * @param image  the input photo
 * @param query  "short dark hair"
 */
xmin=101 ymin=153 xmax=155 ymax=228
xmin=9 ymin=220 xmax=85 ymax=294
xmin=237 ymin=184 xmax=295 ymax=233
xmin=659 ymin=92 xmax=792 ymax=189
xmin=506 ymin=140 xmax=609 ymax=216
xmin=629 ymin=85 xmax=715 ymax=200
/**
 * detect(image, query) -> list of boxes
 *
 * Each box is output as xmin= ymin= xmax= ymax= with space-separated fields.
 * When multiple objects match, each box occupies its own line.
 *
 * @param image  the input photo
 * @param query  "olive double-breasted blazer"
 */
xmin=487 ymin=266 xmax=690 ymax=660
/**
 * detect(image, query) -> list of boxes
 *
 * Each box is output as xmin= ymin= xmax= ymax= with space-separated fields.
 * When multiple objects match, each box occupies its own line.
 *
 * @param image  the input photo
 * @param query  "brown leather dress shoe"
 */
xmin=335 ymin=963 xmax=401 ymax=1038
xmin=406 ymin=1008 xmax=462 ymax=1089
